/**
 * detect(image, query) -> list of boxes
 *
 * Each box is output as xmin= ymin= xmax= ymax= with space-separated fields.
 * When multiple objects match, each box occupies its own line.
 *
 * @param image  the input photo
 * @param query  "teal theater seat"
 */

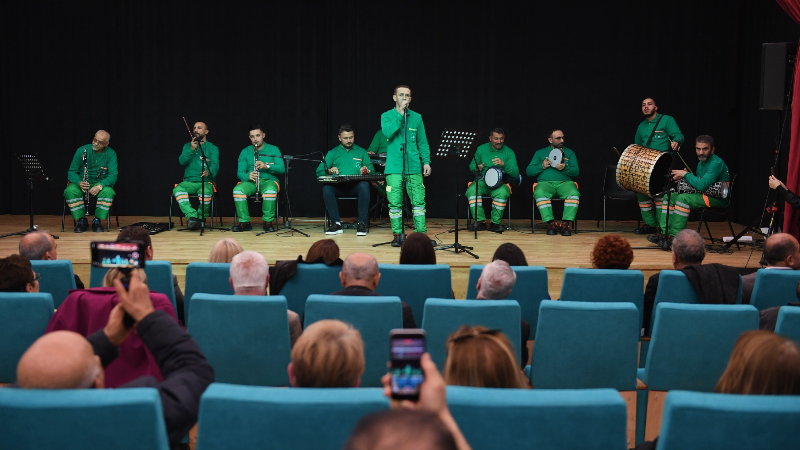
xmin=775 ymin=306 xmax=800 ymax=343
xmin=183 ymin=262 xmax=234 ymax=326
xmin=90 ymin=260 xmax=177 ymax=312
xmin=0 ymin=292 xmax=54 ymax=383
xmin=560 ymin=267 xmax=645 ymax=330
xmin=30 ymin=260 xmax=76 ymax=308
xmin=377 ymin=264 xmax=452 ymax=325
xmin=750 ymin=269 xmax=800 ymax=310
xmin=279 ymin=263 xmax=343 ymax=317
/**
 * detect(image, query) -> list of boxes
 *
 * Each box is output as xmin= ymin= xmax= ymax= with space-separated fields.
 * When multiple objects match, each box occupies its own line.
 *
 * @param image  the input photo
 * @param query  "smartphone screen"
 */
xmin=390 ymin=329 xmax=426 ymax=400
xmin=90 ymin=241 xmax=146 ymax=269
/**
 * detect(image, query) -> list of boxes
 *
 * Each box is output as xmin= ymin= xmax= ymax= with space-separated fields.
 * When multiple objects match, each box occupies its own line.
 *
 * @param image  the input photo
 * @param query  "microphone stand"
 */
xmin=177 ymin=137 xmax=229 ymax=235
xmin=255 ymin=153 xmax=314 ymax=237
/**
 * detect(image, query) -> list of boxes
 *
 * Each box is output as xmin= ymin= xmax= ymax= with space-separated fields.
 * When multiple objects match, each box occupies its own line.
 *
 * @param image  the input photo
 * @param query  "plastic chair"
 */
xmin=196 ymin=384 xmax=389 ymax=450
xmin=30 ymin=260 xmax=77 ymax=309
xmin=304 ymin=295 xmax=402 ymax=387
xmin=560 ymin=268 xmax=645 ymax=329
xmin=377 ymin=264 xmax=453 ymax=325
xmin=90 ymin=261 xmax=177 ymax=313
xmin=750 ymin=269 xmax=800 ymax=311
xmin=465 ymin=192 xmax=513 ymax=230
xmin=278 ymin=263 xmax=344 ymax=317
xmin=188 ymin=294 xmax=292 ymax=386
xmin=775 ymin=306 xmax=800 ymax=343
xmin=447 ymin=387 xmax=627 ymax=450
xmin=0 ymin=388 xmax=169 ymax=450
xmin=656 ymin=391 xmax=800 ymax=450
xmin=421 ymin=298 xmax=521 ymax=368
xmin=324 ymin=196 xmax=358 ymax=229
xmin=183 ymin=262 xmax=234 ymax=326
xmin=0 ymin=292 xmax=54 ymax=383
xmin=168 ymin=183 xmax=223 ymax=230
xmin=695 ymin=174 xmax=737 ymax=248
xmin=596 ymin=164 xmax=640 ymax=232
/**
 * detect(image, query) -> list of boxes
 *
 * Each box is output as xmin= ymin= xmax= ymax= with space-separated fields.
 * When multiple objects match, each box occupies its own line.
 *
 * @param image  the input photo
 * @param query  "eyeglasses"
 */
xmin=92 ymin=138 xmax=108 ymax=145
xmin=450 ymin=328 xmax=502 ymax=343
xmin=33 ymin=272 xmax=41 ymax=282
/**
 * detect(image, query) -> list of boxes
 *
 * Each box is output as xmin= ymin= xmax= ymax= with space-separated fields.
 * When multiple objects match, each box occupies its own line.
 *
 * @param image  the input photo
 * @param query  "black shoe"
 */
xmin=263 ymin=222 xmax=276 ymax=232
xmin=546 ymin=221 xmax=559 ymax=236
xmin=74 ymin=217 xmax=89 ymax=233
xmin=231 ymin=222 xmax=252 ymax=232
xmin=91 ymin=217 xmax=104 ymax=232
xmin=634 ymin=224 xmax=657 ymax=235
xmin=488 ymin=222 xmax=504 ymax=233
xmin=356 ymin=222 xmax=367 ymax=236
xmin=187 ymin=217 xmax=200 ymax=230
xmin=647 ymin=233 xmax=663 ymax=244
xmin=560 ymin=221 xmax=572 ymax=236
xmin=660 ymin=236 xmax=673 ymax=251
xmin=326 ymin=222 xmax=343 ymax=235
xmin=391 ymin=233 xmax=405 ymax=247
xmin=468 ymin=221 xmax=487 ymax=231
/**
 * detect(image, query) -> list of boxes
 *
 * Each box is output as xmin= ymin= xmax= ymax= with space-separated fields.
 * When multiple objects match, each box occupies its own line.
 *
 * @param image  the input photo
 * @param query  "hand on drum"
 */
xmin=671 ymin=169 xmax=688 ymax=180
xmin=769 ymin=175 xmax=786 ymax=190
xmin=555 ymin=163 xmax=565 ymax=171
xmin=542 ymin=158 xmax=551 ymax=169
xmin=249 ymin=171 xmax=259 ymax=182
xmin=423 ymin=164 xmax=432 ymax=176
xmin=492 ymin=157 xmax=504 ymax=167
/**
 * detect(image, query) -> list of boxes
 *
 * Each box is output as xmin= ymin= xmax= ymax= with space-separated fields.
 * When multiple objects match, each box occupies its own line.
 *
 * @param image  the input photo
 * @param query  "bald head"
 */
xmin=341 ymin=253 xmax=380 ymax=290
xmin=19 ymin=231 xmax=57 ymax=260
xmin=17 ymin=331 xmax=103 ymax=389
xmin=764 ymin=233 xmax=800 ymax=269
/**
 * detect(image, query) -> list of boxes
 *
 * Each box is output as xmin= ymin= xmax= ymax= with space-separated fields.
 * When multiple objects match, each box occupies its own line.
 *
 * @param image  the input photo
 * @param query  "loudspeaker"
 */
xmin=760 ymin=42 xmax=797 ymax=111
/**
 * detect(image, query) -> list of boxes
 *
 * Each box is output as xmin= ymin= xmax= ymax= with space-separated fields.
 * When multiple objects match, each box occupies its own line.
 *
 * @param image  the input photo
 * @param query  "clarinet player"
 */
xmin=64 ymin=130 xmax=118 ymax=233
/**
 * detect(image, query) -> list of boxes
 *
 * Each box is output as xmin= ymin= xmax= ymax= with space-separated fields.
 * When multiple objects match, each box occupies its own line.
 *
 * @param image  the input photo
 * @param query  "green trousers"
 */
xmin=466 ymin=180 xmax=510 ymax=224
xmin=64 ymin=183 xmax=115 ymax=220
xmin=233 ymin=180 xmax=279 ymax=223
xmin=534 ymin=180 xmax=579 ymax=222
xmin=386 ymin=174 xmax=426 ymax=234
xmin=659 ymin=192 xmax=727 ymax=237
xmin=173 ymin=181 xmax=214 ymax=220
xmin=372 ymin=180 xmax=387 ymax=198
xmin=637 ymin=193 xmax=664 ymax=228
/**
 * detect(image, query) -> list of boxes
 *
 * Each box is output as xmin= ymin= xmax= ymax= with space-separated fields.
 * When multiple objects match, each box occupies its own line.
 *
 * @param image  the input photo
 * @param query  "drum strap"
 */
xmin=645 ymin=115 xmax=664 ymax=147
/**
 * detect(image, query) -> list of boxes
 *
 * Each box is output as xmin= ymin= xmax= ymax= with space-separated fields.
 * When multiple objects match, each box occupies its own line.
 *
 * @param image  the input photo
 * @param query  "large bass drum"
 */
xmin=616 ymin=144 xmax=672 ymax=196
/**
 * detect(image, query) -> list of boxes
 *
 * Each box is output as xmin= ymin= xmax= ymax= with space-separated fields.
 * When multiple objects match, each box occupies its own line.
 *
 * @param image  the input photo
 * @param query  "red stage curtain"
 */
xmin=777 ymin=0 xmax=800 ymax=236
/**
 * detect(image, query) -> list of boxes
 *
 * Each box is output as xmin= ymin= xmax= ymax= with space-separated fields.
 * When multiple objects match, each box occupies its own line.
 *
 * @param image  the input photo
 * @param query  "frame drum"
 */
xmin=484 ymin=166 xmax=503 ymax=189
xmin=616 ymin=144 xmax=672 ymax=196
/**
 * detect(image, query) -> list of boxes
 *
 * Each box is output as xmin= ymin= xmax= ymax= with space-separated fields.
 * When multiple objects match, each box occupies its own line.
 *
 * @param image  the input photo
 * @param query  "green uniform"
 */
xmin=633 ymin=113 xmax=684 ymax=228
xmin=659 ymin=154 xmax=729 ymax=237
xmin=466 ymin=143 xmax=519 ymax=224
xmin=64 ymin=145 xmax=118 ymax=220
xmin=526 ymin=147 xmax=580 ymax=222
xmin=366 ymin=129 xmax=389 ymax=197
xmin=172 ymin=141 xmax=220 ymax=220
xmin=315 ymin=144 xmax=375 ymax=176
xmin=233 ymin=144 xmax=285 ymax=223
xmin=381 ymin=108 xmax=431 ymax=234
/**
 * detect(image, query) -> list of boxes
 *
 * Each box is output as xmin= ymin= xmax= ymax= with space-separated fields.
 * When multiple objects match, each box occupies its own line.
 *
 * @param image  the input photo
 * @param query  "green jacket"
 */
xmin=237 ymin=144 xmax=285 ymax=183
xmin=526 ymin=146 xmax=579 ymax=182
xmin=634 ymin=113 xmax=684 ymax=152
xmin=67 ymin=145 xmax=118 ymax=187
xmin=315 ymin=145 xmax=375 ymax=176
xmin=684 ymin=154 xmax=729 ymax=191
xmin=367 ymin=130 xmax=388 ymax=154
xmin=468 ymin=143 xmax=519 ymax=178
xmin=381 ymin=108 xmax=431 ymax=175
xmin=179 ymin=141 xmax=219 ymax=183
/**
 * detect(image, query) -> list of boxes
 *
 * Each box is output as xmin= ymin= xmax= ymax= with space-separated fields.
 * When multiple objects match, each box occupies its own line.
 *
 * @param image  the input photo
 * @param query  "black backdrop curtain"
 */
xmin=1 ymin=1 xmax=798 ymax=225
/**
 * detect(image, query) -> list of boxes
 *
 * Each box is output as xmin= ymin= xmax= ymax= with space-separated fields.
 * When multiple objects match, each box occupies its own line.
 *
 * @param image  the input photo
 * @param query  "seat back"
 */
xmin=603 ymin=164 xmax=638 ymax=199
xmin=196 ymin=384 xmax=388 ymax=450
xmin=657 ymin=391 xmax=800 ymax=450
xmin=0 ymin=388 xmax=169 ymax=450
xmin=378 ymin=264 xmax=453 ymax=324
xmin=531 ymin=301 xmax=639 ymax=390
xmin=750 ymin=269 xmax=800 ymax=311
xmin=560 ymin=268 xmax=645 ymax=328
xmin=447 ymin=387 xmax=627 ymax=450
xmin=90 ymin=261 xmax=177 ymax=312
xmin=304 ymin=295 xmax=403 ymax=387
xmin=775 ymin=306 xmax=800 ymax=343
xmin=278 ymin=264 xmax=344 ymax=317
xmin=421 ymin=298 xmax=521 ymax=368
xmin=644 ymin=303 xmax=758 ymax=391
xmin=188 ymin=294 xmax=291 ymax=386
xmin=0 ymin=292 xmax=54 ymax=383
xmin=650 ymin=270 xmax=700 ymax=331
xmin=30 ymin=260 xmax=76 ymax=309
xmin=183 ymin=262 xmax=234 ymax=326
xmin=465 ymin=265 xmax=549 ymax=335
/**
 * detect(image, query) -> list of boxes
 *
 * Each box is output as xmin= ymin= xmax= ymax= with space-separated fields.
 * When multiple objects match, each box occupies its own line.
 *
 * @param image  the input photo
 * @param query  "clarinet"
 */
xmin=82 ymin=147 xmax=90 ymax=215
xmin=254 ymin=144 xmax=262 ymax=203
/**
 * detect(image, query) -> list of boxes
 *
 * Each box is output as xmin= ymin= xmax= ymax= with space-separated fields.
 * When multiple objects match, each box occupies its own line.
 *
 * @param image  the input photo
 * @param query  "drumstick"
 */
xmin=613 ymin=147 xmax=621 ymax=157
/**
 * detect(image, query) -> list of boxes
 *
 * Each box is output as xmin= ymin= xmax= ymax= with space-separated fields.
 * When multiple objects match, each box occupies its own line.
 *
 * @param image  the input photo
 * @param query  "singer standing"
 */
xmin=381 ymin=85 xmax=432 ymax=247
xmin=64 ymin=130 xmax=118 ymax=233
xmin=172 ymin=122 xmax=220 ymax=230
xmin=231 ymin=125 xmax=285 ymax=233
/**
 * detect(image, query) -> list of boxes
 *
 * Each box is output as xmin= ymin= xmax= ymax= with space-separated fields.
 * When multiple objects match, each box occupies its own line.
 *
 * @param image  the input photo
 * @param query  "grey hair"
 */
xmin=342 ymin=253 xmax=379 ymax=281
xmin=230 ymin=251 xmax=268 ymax=291
xmin=478 ymin=260 xmax=517 ymax=300
xmin=672 ymin=229 xmax=706 ymax=265
xmin=18 ymin=231 xmax=52 ymax=260
xmin=97 ymin=130 xmax=111 ymax=142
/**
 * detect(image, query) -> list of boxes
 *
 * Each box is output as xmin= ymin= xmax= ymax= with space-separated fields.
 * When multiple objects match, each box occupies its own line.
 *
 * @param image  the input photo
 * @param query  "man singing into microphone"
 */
xmin=64 ymin=130 xmax=118 ymax=233
xmin=172 ymin=122 xmax=220 ymax=230
xmin=381 ymin=85 xmax=432 ymax=247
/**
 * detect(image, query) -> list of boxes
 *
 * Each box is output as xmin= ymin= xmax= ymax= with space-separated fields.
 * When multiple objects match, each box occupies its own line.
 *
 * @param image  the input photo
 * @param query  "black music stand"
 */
xmin=0 ymin=153 xmax=57 ymax=240
xmin=433 ymin=128 xmax=481 ymax=258
xmin=257 ymin=154 xmax=315 ymax=237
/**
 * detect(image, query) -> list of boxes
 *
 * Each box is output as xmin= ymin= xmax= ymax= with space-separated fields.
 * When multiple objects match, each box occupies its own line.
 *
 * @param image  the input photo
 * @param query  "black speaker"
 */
xmin=760 ymin=42 xmax=798 ymax=111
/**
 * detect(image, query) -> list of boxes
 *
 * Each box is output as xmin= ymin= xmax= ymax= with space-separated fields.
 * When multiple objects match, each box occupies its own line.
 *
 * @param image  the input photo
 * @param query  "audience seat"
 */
xmin=278 ymin=264 xmax=343 ymax=317
xmin=0 ymin=292 xmax=54 ymax=383
xmin=377 ymin=264 xmax=453 ymax=325
xmin=90 ymin=261 xmax=177 ymax=312
xmin=183 ymin=262 xmax=234 ymax=326
xmin=30 ymin=260 xmax=77 ymax=309
xmin=196 ymin=383 xmax=388 ymax=450
xmin=304 ymin=295 xmax=403 ymax=387
xmin=188 ymin=294 xmax=291 ymax=386
xmin=750 ymin=269 xmax=800 ymax=310
xmin=775 ymin=306 xmax=800 ymax=343
xmin=560 ymin=268 xmax=645 ymax=330
xmin=0 ymin=388 xmax=169 ymax=449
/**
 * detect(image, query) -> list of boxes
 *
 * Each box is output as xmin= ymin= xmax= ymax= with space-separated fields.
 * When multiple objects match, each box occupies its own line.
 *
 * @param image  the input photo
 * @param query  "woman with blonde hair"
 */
xmin=208 ymin=238 xmax=244 ymax=263
xmin=443 ymin=325 xmax=529 ymax=389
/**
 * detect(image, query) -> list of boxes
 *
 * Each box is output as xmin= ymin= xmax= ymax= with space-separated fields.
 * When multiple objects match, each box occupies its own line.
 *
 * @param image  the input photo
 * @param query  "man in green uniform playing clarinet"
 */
xmin=64 ymin=130 xmax=118 ymax=233
xmin=172 ymin=122 xmax=219 ymax=230
xmin=466 ymin=128 xmax=519 ymax=233
xmin=231 ymin=125 xmax=285 ymax=233
xmin=527 ymin=129 xmax=580 ymax=236
xmin=633 ymin=97 xmax=684 ymax=236
xmin=381 ymin=85 xmax=432 ymax=247
xmin=656 ymin=135 xmax=729 ymax=250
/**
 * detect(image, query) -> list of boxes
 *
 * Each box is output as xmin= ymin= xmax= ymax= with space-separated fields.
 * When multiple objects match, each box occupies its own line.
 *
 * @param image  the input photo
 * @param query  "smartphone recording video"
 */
xmin=390 ymin=329 xmax=426 ymax=401
xmin=90 ymin=241 xmax=146 ymax=269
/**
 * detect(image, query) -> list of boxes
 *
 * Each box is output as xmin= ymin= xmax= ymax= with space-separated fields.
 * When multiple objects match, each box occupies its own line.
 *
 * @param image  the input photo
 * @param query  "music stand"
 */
xmin=0 ymin=153 xmax=57 ymax=240
xmin=433 ymin=128 xmax=481 ymax=258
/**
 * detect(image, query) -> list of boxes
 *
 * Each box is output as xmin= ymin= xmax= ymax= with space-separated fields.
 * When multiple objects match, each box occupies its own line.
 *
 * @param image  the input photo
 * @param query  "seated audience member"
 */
xmin=19 ymin=231 xmax=84 ymax=289
xmin=269 ymin=239 xmax=344 ymax=294
xmin=741 ymin=233 xmax=800 ymax=305
xmin=208 ymin=238 xmax=243 ymax=263
xmin=400 ymin=232 xmax=437 ymax=264
xmin=0 ymin=255 xmax=39 ymax=293
xmin=331 ymin=253 xmax=417 ymax=328
xmin=443 ymin=325 xmax=529 ymax=389
xmin=492 ymin=242 xmax=528 ymax=266
xmin=591 ymin=234 xmax=634 ymax=269
xmin=475 ymin=260 xmax=529 ymax=366
xmin=230 ymin=251 xmax=303 ymax=346
xmin=288 ymin=319 xmax=364 ymax=387
xmin=47 ymin=268 xmax=176 ymax=388
xmin=306 ymin=238 xmax=343 ymax=265
xmin=17 ymin=271 xmax=214 ymax=448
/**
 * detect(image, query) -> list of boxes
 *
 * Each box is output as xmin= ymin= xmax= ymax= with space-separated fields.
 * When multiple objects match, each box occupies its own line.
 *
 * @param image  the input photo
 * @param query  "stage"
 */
xmin=0 ymin=215 xmax=764 ymax=299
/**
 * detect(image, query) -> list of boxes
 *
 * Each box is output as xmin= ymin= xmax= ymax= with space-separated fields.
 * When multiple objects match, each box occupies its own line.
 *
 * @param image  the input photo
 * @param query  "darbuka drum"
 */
xmin=677 ymin=179 xmax=729 ymax=199
xmin=484 ymin=167 xmax=503 ymax=189
xmin=616 ymin=144 xmax=672 ymax=196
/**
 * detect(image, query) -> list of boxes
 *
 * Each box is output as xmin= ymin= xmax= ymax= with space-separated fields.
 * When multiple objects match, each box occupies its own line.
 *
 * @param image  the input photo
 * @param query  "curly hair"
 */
xmin=591 ymin=235 xmax=634 ymax=269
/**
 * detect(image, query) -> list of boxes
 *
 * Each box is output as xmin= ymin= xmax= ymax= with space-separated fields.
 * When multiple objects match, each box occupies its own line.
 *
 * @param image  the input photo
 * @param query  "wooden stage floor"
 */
xmin=0 ymin=215 xmax=765 ymax=299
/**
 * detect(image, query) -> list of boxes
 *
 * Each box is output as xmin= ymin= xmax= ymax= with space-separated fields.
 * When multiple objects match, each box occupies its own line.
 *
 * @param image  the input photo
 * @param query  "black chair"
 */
xmin=530 ymin=183 xmax=578 ymax=234
xmin=168 ymin=183 xmax=224 ymax=230
xmin=61 ymin=196 xmax=119 ymax=232
xmin=595 ymin=164 xmax=640 ymax=232
xmin=695 ymin=173 xmax=738 ymax=249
